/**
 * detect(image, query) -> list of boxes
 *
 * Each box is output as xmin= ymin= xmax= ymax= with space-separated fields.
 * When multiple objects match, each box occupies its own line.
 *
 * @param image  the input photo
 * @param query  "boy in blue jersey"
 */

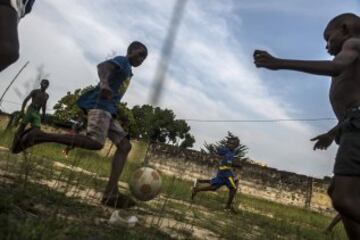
xmin=0 ymin=0 xmax=35 ymax=72
xmin=12 ymin=41 xmax=148 ymax=208
xmin=191 ymin=137 xmax=240 ymax=213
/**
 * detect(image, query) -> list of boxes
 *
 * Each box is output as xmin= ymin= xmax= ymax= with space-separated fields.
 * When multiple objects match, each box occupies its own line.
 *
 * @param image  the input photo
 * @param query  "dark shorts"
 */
xmin=210 ymin=170 xmax=237 ymax=190
xmin=334 ymin=110 xmax=360 ymax=176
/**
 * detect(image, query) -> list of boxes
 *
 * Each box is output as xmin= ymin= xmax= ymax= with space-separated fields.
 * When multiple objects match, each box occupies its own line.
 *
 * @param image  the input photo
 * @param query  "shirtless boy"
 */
xmin=254 ymin=13 xmax=360 ymax=239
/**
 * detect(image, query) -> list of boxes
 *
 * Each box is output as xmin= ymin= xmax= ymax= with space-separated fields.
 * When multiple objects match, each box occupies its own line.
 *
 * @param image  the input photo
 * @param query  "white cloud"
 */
xmin=0 ymin=0 xmax=345 ymax=177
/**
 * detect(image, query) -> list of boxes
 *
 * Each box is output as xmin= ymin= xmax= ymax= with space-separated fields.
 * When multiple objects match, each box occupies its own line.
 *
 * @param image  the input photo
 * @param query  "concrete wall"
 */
xmin=145 ymin=143 xmax=333 ymax=213
xmin=0 ymin=113 xmax=333 ymax=213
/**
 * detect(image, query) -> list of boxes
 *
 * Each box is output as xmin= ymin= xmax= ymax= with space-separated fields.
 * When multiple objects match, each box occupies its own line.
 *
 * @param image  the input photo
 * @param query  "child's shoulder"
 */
xmin=343 ymin=37 xmax=360 ymax=50
xmin=111 ymin=55 xmax=127 ymax=65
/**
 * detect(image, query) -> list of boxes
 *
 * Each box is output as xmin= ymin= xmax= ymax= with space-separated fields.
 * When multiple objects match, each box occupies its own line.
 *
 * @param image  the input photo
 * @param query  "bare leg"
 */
xmin=191 ymin=184 xmax=218 ymax=200
xmin=340 ymin=216 xmax=360 ymax=240
xmin=104 ymin=138 xmax=131 ymax=197
xmin=0 ymin=5 xmax=19 ymax=72
xmin=11 ymin=123 xmax=27 ymax=151
xmin=6 ymin=113 xmax=15 ymax=129
xmin=324 ymin=214 xmax=342 ymax=234
xmin=101 ymin=138 xmax=136 ymax=208
xmin=12 ymin=128 xmax=103 ymax=153
xmin=226 ymin=188 xmax=237 ymax=209
xmin=225 ymin=179 xmax=238 ymax=213
xmin=330 ymin=176 xmax=360 ymax=239
xmin=197 ymin=179 xmax=211 ymax=184
xmin=14 ymin=123 xmax=26 ymax=138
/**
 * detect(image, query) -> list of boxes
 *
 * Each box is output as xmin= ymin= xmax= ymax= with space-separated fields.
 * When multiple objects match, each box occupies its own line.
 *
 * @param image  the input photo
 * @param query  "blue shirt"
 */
xmin=217 ymin=147 xmax=236 ymax=170
xmin=77 ymin=56 xmax=133 ymax=115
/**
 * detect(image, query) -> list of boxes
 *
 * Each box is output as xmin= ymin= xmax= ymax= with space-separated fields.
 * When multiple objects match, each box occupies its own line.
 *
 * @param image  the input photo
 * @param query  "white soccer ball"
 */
xmin=129 ymin=167 xmax=162 ymax=201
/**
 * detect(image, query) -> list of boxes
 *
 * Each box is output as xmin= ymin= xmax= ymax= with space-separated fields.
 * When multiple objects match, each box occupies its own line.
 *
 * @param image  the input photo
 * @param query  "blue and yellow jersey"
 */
xmin=77 ymin=56 xmax=133 ymax=115
xmin=217 ymin=147 xmax=235 ymax=171
xmin=209 ymin=147 xmax=238 ymax=190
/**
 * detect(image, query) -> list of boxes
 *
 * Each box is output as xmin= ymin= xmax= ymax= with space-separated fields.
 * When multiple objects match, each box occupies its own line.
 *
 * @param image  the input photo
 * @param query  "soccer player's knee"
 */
xmin=0 ymin=43 xmax=19 ymax=70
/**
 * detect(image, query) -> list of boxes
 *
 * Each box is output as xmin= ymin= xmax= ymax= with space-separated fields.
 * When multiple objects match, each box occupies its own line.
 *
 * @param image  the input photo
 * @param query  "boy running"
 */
xmin=191 ymin=136 xmax=240 ymax=213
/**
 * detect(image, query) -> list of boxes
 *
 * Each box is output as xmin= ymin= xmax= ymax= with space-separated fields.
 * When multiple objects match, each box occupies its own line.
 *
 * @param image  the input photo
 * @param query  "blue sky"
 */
xmin=0 ymin=0 xmax=359 ymax=177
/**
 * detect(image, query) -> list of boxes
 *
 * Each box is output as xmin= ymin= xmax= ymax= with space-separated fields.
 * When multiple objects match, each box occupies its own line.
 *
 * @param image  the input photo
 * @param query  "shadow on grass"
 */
xmin=0 ymin=180 xmax=173 ymax=240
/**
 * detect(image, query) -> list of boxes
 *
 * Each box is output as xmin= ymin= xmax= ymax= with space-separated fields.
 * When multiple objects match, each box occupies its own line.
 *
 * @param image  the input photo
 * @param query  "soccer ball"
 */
xmin=129 ymin=167 xmax=162 ymax=201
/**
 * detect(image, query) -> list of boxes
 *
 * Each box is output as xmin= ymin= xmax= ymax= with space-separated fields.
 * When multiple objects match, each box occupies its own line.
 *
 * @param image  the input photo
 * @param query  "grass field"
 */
xmin=0 ymin=128 xmax=348 ymax=240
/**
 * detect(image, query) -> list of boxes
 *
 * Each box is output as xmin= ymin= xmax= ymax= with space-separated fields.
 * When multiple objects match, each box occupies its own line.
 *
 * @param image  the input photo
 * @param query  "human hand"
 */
xmin=311 ymin=133 xmax=334 ymax=150
xmin=253 ymin=50 xmax=282 ymax=70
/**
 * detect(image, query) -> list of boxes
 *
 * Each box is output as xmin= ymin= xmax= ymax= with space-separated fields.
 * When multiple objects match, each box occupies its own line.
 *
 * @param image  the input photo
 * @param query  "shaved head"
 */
xmin=326 ymin=13 xmax=360 ymax=36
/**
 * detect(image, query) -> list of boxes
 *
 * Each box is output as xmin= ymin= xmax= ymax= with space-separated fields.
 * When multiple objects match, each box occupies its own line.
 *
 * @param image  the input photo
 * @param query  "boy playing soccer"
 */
xmin=254 ymin=13 xmax=360 ymax=239
xmin=12 ymin=79 xmax=49 ymax=150
xmin=12 ymin=41 xmax=148 ymax=208
xmin=191 ymin=136 xmax=240 ymax=213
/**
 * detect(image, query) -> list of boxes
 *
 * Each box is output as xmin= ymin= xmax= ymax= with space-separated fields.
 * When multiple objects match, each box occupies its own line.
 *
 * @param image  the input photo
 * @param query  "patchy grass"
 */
xmin=0 ymin=127 xmax=347 ymax=240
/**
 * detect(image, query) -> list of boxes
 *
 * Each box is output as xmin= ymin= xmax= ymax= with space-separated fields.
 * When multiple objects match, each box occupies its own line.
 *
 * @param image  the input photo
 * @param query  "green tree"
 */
xmin=53 ymin=86 xmax=94 ymax=122
xmin=116 ymin=102 xmax=137 ymax=136
xmin=131 ymin=104 xmax=195 ymax=148
xmin=53 ymin=90 xmax=195 ymax=148
xmin=180 ymin=133 xmax=196 ymax=149
xmin=202 ymin=131 xmax=248 ymax=160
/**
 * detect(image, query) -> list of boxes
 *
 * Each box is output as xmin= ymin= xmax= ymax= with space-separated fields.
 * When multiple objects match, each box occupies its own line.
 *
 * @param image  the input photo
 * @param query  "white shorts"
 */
xmin=86 ymin=109 xmax=128 ymax=146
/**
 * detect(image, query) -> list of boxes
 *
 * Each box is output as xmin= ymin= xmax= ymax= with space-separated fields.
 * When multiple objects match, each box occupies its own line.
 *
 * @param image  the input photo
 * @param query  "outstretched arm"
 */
xmin=21 ymin=90 xmax=34 ymax=113
xmin=254 ymin=39 xmax=359 ymax=77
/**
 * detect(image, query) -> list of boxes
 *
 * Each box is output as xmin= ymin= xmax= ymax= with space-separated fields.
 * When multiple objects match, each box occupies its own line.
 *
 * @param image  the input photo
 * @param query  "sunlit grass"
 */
xmin=0 ymin=126 xmax=347 ymax=240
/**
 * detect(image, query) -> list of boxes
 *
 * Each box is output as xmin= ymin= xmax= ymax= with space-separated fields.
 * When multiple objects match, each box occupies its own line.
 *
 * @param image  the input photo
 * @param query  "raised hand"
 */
xmin=253 ymin=50 xmax=281 ymax=70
